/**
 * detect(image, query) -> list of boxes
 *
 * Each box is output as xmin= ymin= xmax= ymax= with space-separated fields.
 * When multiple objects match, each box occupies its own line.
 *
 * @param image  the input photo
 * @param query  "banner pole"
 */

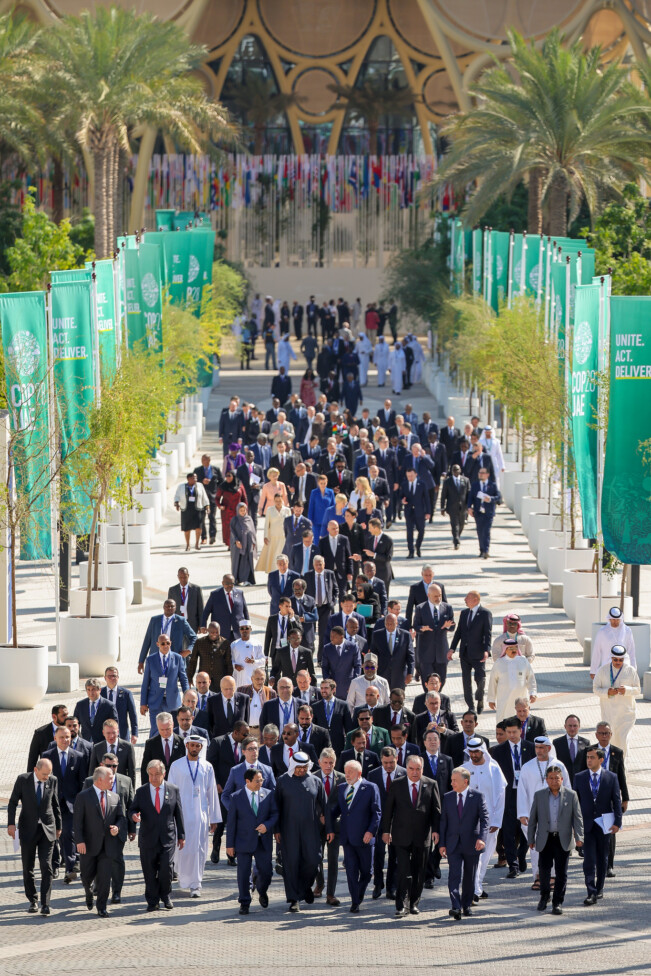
xmin=112 ymin=252 xmax=122 ymax=369
xmin=544 ymin=237 xmax=551 ymax=340
xmin=507 ymin=230 xmax=514 ymax=309
xmin=487 ymin=229 xmax=493 ymax=309
xmin=536 ymin=234 xmax=544 ymax=309
xmin=596 ymin=277 xmax=606 ymax=623
xmin=562 ymin=255 xmax=572 ymax=564
xmin=45 ymin=288 xmax=61 ymax=665
xmin=90 ymin=268 xmax=102 ymax=408
xmin=520 ymin=231 xmax=527 ymax=295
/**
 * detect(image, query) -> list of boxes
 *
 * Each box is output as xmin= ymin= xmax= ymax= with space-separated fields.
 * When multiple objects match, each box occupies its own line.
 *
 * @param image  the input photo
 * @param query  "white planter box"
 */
xmin=514 ymin=479 xmax=540 ymax=521
xmin=69 ymin=586 xmax=127 ymax=634
xmin=577 ymin=596 xmax=634 ymax=650
xmin=79 ymin=560 xmax=134 ymax=606
xmin=106 ymin=541 xmax=151 ymax=586
xmin=165 ymin=437 xmax=187 ymax=471
xmin=502 ymin=469 xmax=533 ymax=511
xmin=520 ymin=497 xmax=549 ymax=535
xmin=528 ymin=514 xmax=560 ymax=558
xmin=60 ymin=615 xmax=119 ymax=677
xmin=0 ymin=644 xmax=48 ymax=709
xmin=132 ymin=491 xmax=163 ymax=530
xmin=562 ymin=569 xmax=618 ymax=623
xmin=107 ymin=523 xmax=150 ymax=545
xmin=547 ymin=546 xmax=594 ymax=586
xmin=161 ymin=445 xmax=179 ymax=486
xmin=538 ymin=531 xmax=587 ymax=576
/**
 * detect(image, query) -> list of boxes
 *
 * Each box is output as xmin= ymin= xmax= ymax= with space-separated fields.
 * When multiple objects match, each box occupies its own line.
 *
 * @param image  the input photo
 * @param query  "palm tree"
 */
xmin=35 ymin=7 xmax=236 ymax=258
xmin=328 ymin=80 xmax=417 ymax=155
xmin=225 ymin=75 xmax=303 ymax=154
xmin=0 ymin=11 xmax=43 ymax=166
xmin=432 ymin=30 xmax=651 ymax=236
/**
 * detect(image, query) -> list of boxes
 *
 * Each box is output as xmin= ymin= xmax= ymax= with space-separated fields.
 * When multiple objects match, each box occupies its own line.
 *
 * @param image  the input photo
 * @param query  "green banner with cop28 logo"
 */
xmin=571 ymin=284 xmax=600 ymax=539
xmin=0 ymin=291 xmax=52 ymax=560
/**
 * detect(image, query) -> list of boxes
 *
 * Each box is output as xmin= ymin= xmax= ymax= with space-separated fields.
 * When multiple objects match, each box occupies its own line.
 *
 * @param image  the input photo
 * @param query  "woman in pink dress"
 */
xmin=299 ymin=369 xmax=319 ymax=407
xmin=258 ymin=466 xmax=289 ymax=516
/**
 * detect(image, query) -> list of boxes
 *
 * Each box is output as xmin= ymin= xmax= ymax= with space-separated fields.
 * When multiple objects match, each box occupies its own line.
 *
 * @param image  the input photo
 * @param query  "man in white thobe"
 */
xmin=487 ymin=639 xmax=537 ymax=723
xmin=356 ymin=334 xmax=373 ymax=386
xmin=593 ymin=646 xmax=641 ymax=757
xmin=168 ymin=737 xmax=221 ymax=896
xmin=278 ymin=335 xmax=297 ymax=372
xmin=590 ymin=607 xmax=637 ymax=678
xmin=373 ymin=337 xmax=389 ymax=387
xmin=231 ymin=621 xmax=265 ymax=690
xmin=466 ymin=737 xmax=507 ymax=898
xmin=407 ymin=335 xmax=425 ymax=384
xmin=479 ymin=426 xmax=505 ymax=488
xmin=389 ymin=343 xmax=406 ymax=395
xmin=517 ymin=737 xmax=570 ymax=881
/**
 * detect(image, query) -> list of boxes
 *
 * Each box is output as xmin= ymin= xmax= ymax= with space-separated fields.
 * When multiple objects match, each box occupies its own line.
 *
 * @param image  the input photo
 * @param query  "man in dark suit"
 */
xmin=101 ymin=668 xmax=138 ymax=744
xmin=304 ymin=558 xmax=339 ymax=660
xmin=129 ymin=759 xmax=185 ymax=911
xmin=220 ymin=738 xmax=276 ymax=812
xmin=362 ymin=563 xmax=388 ymax=617
xmin=207 ymin=676 xmax=251 ymax=738
xmin=88 ymin=719 xmax=136 ymax=786
xmin=8 ymin=758 xmax=61 ymax=914
xmin=138 ymin=599 xmax=197 ymax=671
xmin=297 ymin=704 xmax=331 ymax=755
xmin=264 ymin=598 xmax=302 ymax=663
xmin=574 ymin=747 xmax=622 ymax=904
xmin=259 ymin=677 xmax=299 ymax=732
xmin=74 ymin=679 xmax=119 ymax=744
xmin=413 ymin=672 xmax=453 ymax=718
xmin=440 ymin=466 xmax=471 ymax=549
xmin=290 ymin=461 xmax=317 ymax=508
xmin=322 ymin=626 xmax=362 ymax=700
xmin=326 ymin=457 xmax=354 ymax=495
xmin=439 ymin=767 xmax=489 ymax=919
xmin=319 ymin=522 xmax=353 ymax=593
xmin=580 ymin=721 xmax=629 ymax=875
xmin=421 ymin=729 xmax=454 ymax=886
xmin=290 ymin=579 xmax=318 ymax=651
xmin=140 ymin=712 xmax=185 ymax=784
xmin=267 ymin=556 xmax=300 ymax=615
xmin=206 ymin=722 xmax=250 ymax=793
xmin=168 ymin=567 xmax=205 ymax=634
xmin=514 ymin=699 xmax=548 ymax=742
xmin=83 ymin=754 xmax=135 ymax=905
xmin=439 ymin=417 xmax=461 ymax=456
xmin=73 ymin=767 xmax=127 ymax=917
xmin=62 ymin=716 xmax=93 ymax=771
xmin=553 ymin=714 xmax=590 ymax=785
xmin=413 ymin=585 xmax=455 ymax=688
xmin=219 ymin=398 xmax=245 ymax=450
xmin=443 ymin=711 xmax=489 ymax=766
xmin=413 ymin=691 xmax=459 ymax=745
xmin=270 ymin=724 xmax=318 ymax=776
xmin=327 ymin=761 xmax=382 ymax=912
xmin=405 ymin=568 xmax=447 ymax=628
xmin=282 ymin=502 xmax=312 ymax=558
xmin=417 ymin=413 xmax=439 ymax=447
xmin=43 ymin=726 xmax=87 ymax=883
xmin=226 ymin=769 xmax=278 ymax=914
xmin=449 ymin=591 xmax=493 ymax=711
xmin=368 ymin=749 xmax=406 ymax=900
xmin=201 ymin=576 xmax=249 ymax=642
xmin=363 ymin=520 xmax=393 ymax=595
xmin=382 ymin=756 xmax=441 ymax=916
xmin=468 ymin=468 xmax=500 ymax=558
xmin=371 ymin=614 xmax=415 ymax=690
xmin=27 ymin=704 xmax=69 ymax=771
xmin=270 ymin=443 xmax=295 ymax=487
xmin=194 ymin=453 xmax=222 ymax=543
xmin=252 ymin=433 xmax=272 ymax=473
xmin=313 ymin=679 xmax=354 ymax=756
xmin=236 ymin=451 xmax=264 ymax=527
xmin=173 ymin=705 xmax=209 ymax=742
xmin=337 ymin=731 xmax=381 ymax=778
xmin=324 ymin=595 xmax=368 ymax=646
xmin=313 ymin=750 xmax=346 ymax=905
xmin=400 ymin=469 xmax=431 ymax=557
xmin=290 ymin=529 xmax=319 ymax=577
xmin=272 ymin=629 xmax=316 ymax=685
xmin=424 ymin=433 xmax=448 ymax=511
xmin=388 ymin=724 xmax=421 ymax=767
xmin=490 ymin=716 xmax=535 ymax=877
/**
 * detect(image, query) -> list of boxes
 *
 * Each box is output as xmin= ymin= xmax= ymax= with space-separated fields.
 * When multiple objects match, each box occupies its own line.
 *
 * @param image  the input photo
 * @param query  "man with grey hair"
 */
xmin=129 ymin=759 xmax=185 ymax=912
xmin=73 ymin=766 xmax=127 ymax=917
xmin=7 ymin=757 xmax=61 ymax=915
xmin=313 ymin=747 xmax=346 ymax=905
xmin=140 ymin=712 xmax=185 ymax=784
xmin=74 ymin=677 xmax=118 ymax=744
xmin=326 ymin=759 xmax=381 ymax=912
xmin=346 ymin=653 xmax=391 ymax=712
xmin=440 ymin=766 xmax=489 ymax=919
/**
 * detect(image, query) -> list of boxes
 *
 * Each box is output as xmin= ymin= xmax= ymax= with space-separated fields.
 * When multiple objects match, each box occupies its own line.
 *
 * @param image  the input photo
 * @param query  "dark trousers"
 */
xmin=447 ymin=848 xmax=480 ymax=910
xmin=281 ymin=830 xmax=320 ymax=902
xmin=20 ymin=828 xmax=54 ymax=906
xmin=316 ymin=604 xmax=332 ymax=662
xmin=419 ymin=659 xmax=448 ymax=690
xmin=112 ymin=851 xmax=125 ymax=895
xmin=316 ymin=827 xmax=340 ymax=897
xmin=460 ymin=650 xmax=486 ymax=707
xmin=373 ymin=836 xmax=397 ymax=891
xmin=343 ymin=841 xmax=374 ymax=905
xmin=201 ymin=500 xmax=218 ymax=542
xmin=425 ymin=842 xmax=442 ymax=881
xmin=405 ymin=512 xmax=425 ymax=556
xmin=502 ymin=804 xmax=527 ymax=870
xmin=140 ymin=844 xmax=174 ymax=907
xmin=265 ymin=344 xmax=277 ymax=370
xmin=608 ymin=832 xmax=616 ymax=870
xmin=583 ymin=826 xmax=609 ymax=896
xmin=80 ymin=849 xmax=113 ymax=912
xmin=60 ymin=808 xmax=76 ymax=873
xmin=539 ymin=833 xmax=570 ymax=905
xmin=474 ymin=513 xmax=493 ymax=554
xmin=447 ymin=510 xmax=466 ymax=545
xmin=395 ymin=843 xmax=429 ymax=909
xmin=236 ymin=839 xmax=272 ymax=906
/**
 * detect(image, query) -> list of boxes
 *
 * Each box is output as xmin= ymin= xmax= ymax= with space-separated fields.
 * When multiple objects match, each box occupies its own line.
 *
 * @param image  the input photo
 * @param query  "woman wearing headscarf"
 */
xmin=487 ymin=638 xmax=537 ymax=723
xmin=354 ymin=577 xmax=381 ymax=635
xmin=230 ymin=502 xmax=258 ymax=586
xmin=491 ymin=612 xmax=535 ymax=661
xmin=258 ymin=466 xmax=289 ymax=516
xmin=256 ymin=493 xmax=291 ymax=574
xmin=216 ymin=471 xmax=247 ymax=548
xmin=224 ymin=443 xmax=247 ymax=474
xmin=174 ymin=472 xmax=209 ymax=552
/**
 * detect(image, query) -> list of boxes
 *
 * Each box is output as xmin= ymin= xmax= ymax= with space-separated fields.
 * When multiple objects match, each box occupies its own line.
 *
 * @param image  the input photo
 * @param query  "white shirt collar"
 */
xmin=93 ymin=784 xmax=107 ymax=804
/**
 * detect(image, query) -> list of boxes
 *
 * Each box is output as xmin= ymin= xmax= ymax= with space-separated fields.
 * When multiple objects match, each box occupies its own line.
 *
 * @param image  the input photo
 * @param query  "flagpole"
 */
xmin=507 ymin=229 xmax=514 ymax=309
xmin=45 ymin=287 xmax=61 ymax=665
xmin=487 ymin=228 xmax=493 ymax=309
xmin=563 ymin=254 xmax=571 ymax=566
xmin=536 ymin=233 xmax=544 ymax=309
xmin=112 ymin=251 xmax=122 ymax=369
xmin=596 ymin=276 xmax=607 ymax=624
xmin=520 ymin=231 xmax=527 ymax=295
xmin=544 ymin=237 xmax=551 ymax=340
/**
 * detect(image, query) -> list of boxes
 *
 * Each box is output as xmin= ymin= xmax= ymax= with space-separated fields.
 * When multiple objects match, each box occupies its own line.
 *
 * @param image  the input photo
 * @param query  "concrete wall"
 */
xmin=247 ymin=267 xmax=385 ymax=306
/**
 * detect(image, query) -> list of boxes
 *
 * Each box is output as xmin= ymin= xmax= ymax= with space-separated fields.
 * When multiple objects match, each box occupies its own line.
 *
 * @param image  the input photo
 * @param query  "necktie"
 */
xmin=282 ymin=702 xmax=290 ymax=726
xmin=325 ymin=701 xmax=333 ymax=724
xmin=281 ymin=457 xmax=284 ymax=468
xmin=164 ymin=739 xmax=170 ymax=765
xmin=356 ymin=752 xmax=362 ymax=765
xmin=373 ymin=536 xmax=378 ymax=550
xmin=227 ymin=699 xmax=234 ymax=724
xmin=412 ymin=482 xmax=415 ymax=494
xmin=569 ymin=739 xmax=576 ymax=761
xmin=182 ymin=587 xmax=186 ymax=605
xmin=100 ymin=791 xmax=106 ymax=817
xmin=366 ymin=733 xmax=371 ymax=749
xmin=346 ymin=786 xmax=355 ymax=807
xmin=251 ymin=793 xmax=258 ymax=815
xmin=457 ymin=794 xmax=463 ymax=818
xmin=455 ymin=478 xmax=459 ymax=489
xmin=392 ymin=711 xmax=398 ymax=726
xmin=201 ymin=695 xmax=206 ymax=710
xmin=288 ymin=747 xmax=294 ymax=760
xmin=228 ymin=592 xmax=233 ymax=612
xmin=294 ymin=518 xmax=297 ymax=531
xmin=316 ymin=575 xmax=322 ymax=604
xmin=389 ymin=632 xmax=395 ymax=654
xmin=155 ymin=787 xmax=161 ymax=813
xmin=520 ymin=724 xmax=526 ymax=741
xmin=324 ymin=776 xmax=331 ymax=797
xmin=291 ymin=650 xmax=297 ymax=672
xmin=281 ymin=574 xmax=286 ymax=591
xmin=430 ymin=755 xmax=438 ymax=777
xmin=386 ymin=773 xmax=391 ymax=792
xmin=412 ymin=784 xmax=418 ymax=807
xmin=109 ymin=689 xmax=114 ymax=703
xmin=60 ymin=752 xmax=67 ymax=775
xmin=233 ymin=741 xmax=239 ymax=761
xmin=591 ymin=774 xmax=599 ymax=799
xmin=36 ymin=782 xmax=42 ymax=804
xmin=513 ymin=745 xmax=520 ymax=770
xmin=397 ymin=747 xmax=403 ymax=765
xmin=90 ymin=702 xmax=96 ymax=722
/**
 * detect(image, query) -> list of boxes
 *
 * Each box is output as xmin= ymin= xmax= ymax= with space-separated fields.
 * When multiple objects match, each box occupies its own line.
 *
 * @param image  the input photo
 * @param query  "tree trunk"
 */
xmin=369 ymin=122 xmax=378 ymax=157
xmin=527 ymin=167 xmax=543 ymax=234
xmin=549 ymin=173 xmax=568 ymax=237
xmin=93 ymin=147 xmax=109 ymax=259
xmin=254 ymin=125 xmax=264 ymax=155
xmin=86 ymin=502 xmax=100 ymax=616
xmin=52 ymin=156 xmax=64 ymax=225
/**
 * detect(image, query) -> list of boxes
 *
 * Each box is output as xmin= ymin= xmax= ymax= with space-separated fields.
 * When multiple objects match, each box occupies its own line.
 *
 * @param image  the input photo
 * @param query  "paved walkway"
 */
xmin=0 ymin=347 xmax=650 ymax=974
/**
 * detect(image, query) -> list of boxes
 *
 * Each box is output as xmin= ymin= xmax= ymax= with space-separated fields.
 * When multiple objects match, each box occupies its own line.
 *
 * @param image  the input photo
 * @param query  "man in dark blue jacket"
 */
xmin=226 ymin=769 xmax=278 ymax=914
xmin=468 ymin=468 xmax=500 ymax=559
xmin=574 ymin=746 xmax=622 ymax=904
xmin=101 ymin=666 xmax=138 ymax=744
xmin=326 ymin=760 xmax=381 ymax=912
xmin=439 ymin=767 xmax=489 ymax=919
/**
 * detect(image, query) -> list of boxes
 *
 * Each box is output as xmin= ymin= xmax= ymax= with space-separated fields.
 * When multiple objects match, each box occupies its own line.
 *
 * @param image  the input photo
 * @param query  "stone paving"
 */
xmin=0 ymin=346 xmax=649 ymax=974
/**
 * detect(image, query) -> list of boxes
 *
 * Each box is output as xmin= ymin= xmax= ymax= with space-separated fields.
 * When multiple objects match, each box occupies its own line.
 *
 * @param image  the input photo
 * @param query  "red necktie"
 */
xmin=366 ymin=734 xmax=371 ymax=749
xmin=155 ymin=787 xmax=161 ymax=813
xmin=520 ymin=725 xmax=525 ymax=741
xmin=412 ymin=784 xmax=418 ymax=807
xmin=324 ymin=777 xmax=331 ymax=797
xmin=392 ymin=711 xmax=398 ymax=726
xmin=182 ymin=587 xmax=186 ymax=604
xmin=338 ymin=472 xmax=342 ymax=484
xmin=164 ymin=739 xmax=170 ymax=765
xmin=281 ymin=457 xmax=284 ymax=468
xmin=289 ymin=747 xmax=294 ymax=759
xmin=228 ymin=593 xmax=233 ymax=611
xmin=373 ymin=536 xmax=378 ymax=550
xmin=100 ymin=791 xmax=106 ymax=817
xmin=386 ymin=773 xmax=391 ymax=791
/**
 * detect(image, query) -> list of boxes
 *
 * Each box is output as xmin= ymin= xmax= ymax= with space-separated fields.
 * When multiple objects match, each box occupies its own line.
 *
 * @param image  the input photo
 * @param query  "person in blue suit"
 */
xmin=101 ymin=666 xmax=139 ymax=743
xmin=290 ymin=530 xmax=319 ymax=576
xmin=467 ymin=468 xmax=500 ymax=559
xmin=140 ymin=635 xmax=189 ymax=736
xmin=321 ymin=626 xmax=362 ymax=700
xmin=400 ymin=469 xmax=432 ymax=558
xmin=220 ymin=738 xmax=276 ymax=812
xmin=574 ymin=746 xmax=622 ymax=904
xmin=439 ymin=767 xmax=489 ymax=919
xmin=342 ymin=373 xmax=363 ymax=416
xmin=73 ymin=679 xmax=119 ymax=744
xmin=138 ymin=599 xmax=196 ymax=671
xmin=307 ymin=475 xmax=335 ymax=538
xmin=201 ymin=576 xmax=249 ymax=641
xmin=226 ymin=769 xmax=279 ymax=914
xmin=267 ymin=556 xmax=300 ymax=615
xmin=326 ymin=759 xmax=381 ymax=912
xmin=282 ymin=503 xmax=313 ymax=557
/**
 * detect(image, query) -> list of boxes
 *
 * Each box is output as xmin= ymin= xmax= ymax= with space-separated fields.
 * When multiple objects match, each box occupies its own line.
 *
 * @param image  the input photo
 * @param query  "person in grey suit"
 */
xmin=83 ymin=754 xmax=135 ymax=904
xmin=412 ymin=585 xmax=455 ymax=688
xmin=168 ymin=567 xmax=205 ymax=634
xmin=527 ymin=765 xmax=584 ymax=914
xmin=73 ymin=767 xmax=127 ymax=917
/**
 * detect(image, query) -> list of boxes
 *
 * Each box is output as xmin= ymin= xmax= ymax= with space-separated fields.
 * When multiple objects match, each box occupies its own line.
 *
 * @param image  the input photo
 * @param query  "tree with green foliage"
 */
xmin=226 ymin=76 xmax=303 ymax=155
xmin=581 ymin=183 xmax=651 ymax=296
xmin=0 ymin=11 xmax=42 ymax=165
xmin=432 ymin=30 xmax=651 ymax=236
xmin=328 ymin=80 xmax=418 ymax=155
xmin=382 ymin=231 xmax=449 ymax=331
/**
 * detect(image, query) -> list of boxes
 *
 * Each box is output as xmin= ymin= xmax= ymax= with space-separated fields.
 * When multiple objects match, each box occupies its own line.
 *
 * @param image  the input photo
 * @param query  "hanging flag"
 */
xmin=124 ymin=248 xmax=146 ymax=350
xmin=490 ymin=230 xmax=510 ymax=311
xmin=138 ymin=244 xmax=163 ymax=351
xmin=472 ymin=229 xmax=482 ymax=295
xmin=87 ymin=259 xmax=117 ymax=383
xmin=571 ymin=284 xmax=600 ymax=539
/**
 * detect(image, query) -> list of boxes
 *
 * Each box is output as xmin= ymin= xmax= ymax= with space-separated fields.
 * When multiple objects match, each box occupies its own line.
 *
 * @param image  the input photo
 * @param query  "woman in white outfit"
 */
xmin=256 ymin=493 xmax=290 ymax=573
xmin=487 ymin=638 xmax=537 ymax=723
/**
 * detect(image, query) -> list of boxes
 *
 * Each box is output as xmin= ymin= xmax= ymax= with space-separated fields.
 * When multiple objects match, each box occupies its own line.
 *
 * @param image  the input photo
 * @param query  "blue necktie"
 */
xmin=36 ymin=782 xmax=42 ymax=804
xmin=60 ymin=752 xmax=67 ymax=776
xmin=591 ymin=774 xmax=599 ymax=799
xmin=513 ymin=746 xmax=520 ymax=771
xmin=90 ymin=702 xmax=96 ymax=722
xmin=429 ymin=755 xmax=438 ymax=777
xmin=325 ymin=701 xmax=333 ymax=724
xmin=282 ymin=703 xmax=290 ymax=726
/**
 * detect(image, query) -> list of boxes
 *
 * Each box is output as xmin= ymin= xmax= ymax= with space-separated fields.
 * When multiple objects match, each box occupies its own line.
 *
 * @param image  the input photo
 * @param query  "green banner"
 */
xmin=571 ymin=284 xmax=600 ymax=539
xmin=513 ymin=235 xmax=544 ymax=298
xmin=550 ymin=259 xmax=569 ymax=359
xmin=138 ymin=243 xmax=163 ymax=350
xmin=490 ymin=230 xmax=510 ymax=311
xmin=472 ymin=229 xmax=482 ymax=295
xmin=155 ymin=209 xmax=175 ymax=231
xmin=188 ymin=229 xmax=215 ymax=315
xmin=124 ymin=248 xmax=146 ymax=350
xmin=602 ymin=296 xmax=651 ymax=563
xmin=51 ymin=269 xmax=90 ymax=283
xmin=0 ymin=291 xmax=52 ymax=560
xmin=161 ymin=231 xmax=193 ymax=305
xmin=87 ymin=259 xmax=117 ymax=383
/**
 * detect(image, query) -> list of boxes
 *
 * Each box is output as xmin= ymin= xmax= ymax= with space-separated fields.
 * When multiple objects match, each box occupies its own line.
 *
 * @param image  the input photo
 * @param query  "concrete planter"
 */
xmin=60 ymin=615 xmax=119 ymax=677
xmin=106 ymin=523 xmax=150 ymax=545
xmin=165 ymin=438 xmax=186 ymax=473
xmin=107 ymin=541 xmax=151 ymax=586
xmin=161 ymin=444 xmax=180 ymax=486
xmin=0 ymin=644 xmax=48 ymax=709
xmin=132 ymin=490 xmax=163 ymax=530
xmin=520 ymin=496 xmax=549 ymax=535
xmin=528 ymin=514 xmax=562 ymax=558
xmin=577 ymin=596 xmax=634 ymax=651
xmin=538 ymin=531 xmax=587 ymax=577
xmin=562 ymin=569 xmax=618 ymax=623
xmin=69 ymin=586 xmax=127 ymax=634
xmin=79 ymin=560 xmax=134 ymax=606
xmin=547 ymin=546 xmax=594 ymax=586
xmin=514 ymin=479 xmax=541 ymax=521
xmin=502 ymin=469 xmax=533 ymax=512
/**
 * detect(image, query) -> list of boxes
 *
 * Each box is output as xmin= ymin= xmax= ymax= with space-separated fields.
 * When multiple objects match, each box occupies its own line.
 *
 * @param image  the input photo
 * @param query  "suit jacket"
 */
xmin=313 ymin=768 xmax=346 ymax=832
xmin=226 ymin=786 xmax=278 ymax=854
xmin=367 ymin=765 xmax=407 ymax=810
xmin=27 ymin=721 xmax=62 ymax=771
xmin=371 ymin=628 xmax=415 ymax=690
xmin=326 ymin=468 xmax=355 ymax=495
xmin=439 ymin=426 xmax=461 ymax=455
xmin=167 ymin=582 xmax=205 ymax=634
xmin=574 ymin=768 xmax=622 ymax=833
xmin=418 ymin=420 xmax=439 ymax=447
xmin=236 ymin=461 xmax=264 ymax=509
xmin=282 ymin=514 xmax=313 ymax=558
xmin=382 ymin=774 xmax=441 ymax=847
xmin=8 ymin=772 xmax=61 ymax=842
xmin=364 ymin=532 xmax=393 ymax=585
xmin=267 ymin=569 xmax=300 ymax=615
xmin=270 ymin=741 xmax=318 ymax=777
xmin=321 ymin=640 xmax=362 ymax=699
xmin=263 ymin=613 xmax=302 ymax=661
xmin=424 ymin=442 xmax=448 ymax=483
xmin=173 ymin=723 xmax=209 ymax=742
xmin=100 ymin=686 xmax=138 ymax=742
xmin=73 ymin=697 xmax=119 ymax=745
xmin=400 ymin=479 xmax=432 ymax=521
xmin=312 ymin=697 xmax=354 ymax=755
xmin=304 ymin=569 xmax=339 ymax=611
xmin=88 ymin=738 xmax=136 ymax=785
xmin=270 ymin=452 xmax=295 ymax=486
xmin=319 ymin=535 xmax=353 ymax=584
xmin=297 ymin=722 xmax=331 ymax=757
xmin=413 ymin=691 xmax=453 ymax=716
xmin=489 ymin=740 xmax=535 ymax=807
xmin=290 ymin=593 xmax=318 ymax=649
xmin=324 ymin=611 xmax=367 ymax=645
xmin=405 ymin=579 xmax=447 ymax=627
xmin=220 ymin=761 xmax=276 ymax=811
xmin=528 ymin=786 xmax=584 ymax=852
xmin=193 ymin=463 xmax=222 ymax=503
xmin=73 ymin=786 xmax=127 ymax=857
xmin=219 ymin=407 xmax=245 ymax=445
xmin=344 ymin=725 xmax=391 ymax=756
xmin=41 ymin=746 xmax=86 ymax=807
xmin=373 ymin=705 xmax=416 ymax=741
xmin=259 ymin=696 xmax=299 ymax=733
xmin=463 ymin=451 xmax=494 ymax=484
xmin=368 ymin=576 xmax=388 ymax=617
xmin=292 ymin=685 xmax=320 ymax=705
xmin=468 ymin=479 xmax=500 ymax=518
xmin=444 ymin=732 xmax=491 ymax=768
xmin=272 ymin=644 xmax=316 ymax=684
xmin=201 ymin=586 xmax=249 ymax=640
xmin=520 ymin=714 xmax=548 ymax=743
xmin=413 ymin=601 xmax=455 ymax=667
xmin=440 ymin=474 xmax=471 ymax=514
xmin=336 ymin=747 xmax=380 ymax=779
xmin=83 ymin=771 xmax=135 ymax=818
xmin=128 ymin=782 xmax=185 ymax=849
xmin=367 ymin=476 xmax=389 ymax=504
xmin=421 ymin=750 xmax=454 ymax=795
xmin=552 ymin=735 xmax=590 ymax=785
xmin=206 ymin=692 xmax=250 ymax=738
xmin=140 ymin=651 xmax=189 ymax=713
xmin=138 ymin=613 xmax=197 ymax=664
xmin=327 ymin=779 xmax=382 ymax=845
xmin=439 ymin=788 xmax=489 ymax=854
xmin=289 ymin=542 xmax=319 ymax=576
xmin=450 ymin=607 xmax=493 ymax=661
xmin=413 ymin=709 xmax=459 ymax=746
xmin=579 ymin=744 xmax=629 ymax=803
xmin=140 ymin=733 xmax=186 ymax=784
xmin=206 ymin=733 xmax=245 ymax=788
xmin=290 ymin=471 xmax=317 ymax=508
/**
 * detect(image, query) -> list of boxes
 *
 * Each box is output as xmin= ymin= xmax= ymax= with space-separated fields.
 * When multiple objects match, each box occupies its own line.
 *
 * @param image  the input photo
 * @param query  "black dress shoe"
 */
xmin=472 ymin=895 xmax=479 ymax=905
xmin=288 ymin=901 xmax=300 ymax=912
xmin=258 ymin=892 xmax=269 ymax=908
xmin=449 ymin=909 xmax=461 ymax=920
xmin=97 ymin=909 xmax=110 ymax=918
xmin=304 ymin=889 xmax=314 ymax=904
xmin=146 ymin=904 xmax=159 ymax=912
xmin=172 ymin=871 xmax=178 ymax=881
xmin=409 ymin=904 xmax=420 ymax=915
xmin=424 ymin=880 xmax=434 ymax=890
xmin=210 ymin=852 xmax=220 ymax=864
xmin=596 ymin=891 xmax=604 ymax=900
xmin=28 ymin=901 xmax=38 ymax=913
xmin=506 ymin=869 xmax=519 ymax=879
xmin=387 ymin=889 xmax=397 ymax=899
xmin=350 ymin=903 xmax=359 ymax=913
xmin=52 ymin=869 xmax=59 ymax=880
xmin=519 ymin=859 xmax=528 ymax=873
xmin=111 ymin=895 xmax=121 ymax=904
xmin=239 ymin=905 xmax=249 ymax=915
xmin=85 ymin=891 xmax=94 ymax=910
xmin=607 ymin=868 xmax=615 ymax=878
xmin=372 ymin=884 xmax=383 ymax=899
xmin=433 ymin=867 xmax=441 ymax=880
xmin=476 ymin=702 xmax=484 ymax=714
xmin=462 ymin=907 xmax=473 ymax=916
xmin=584 ymin=894 xmax=598 ymax=905
xmin=480 ymin=890 xmax=489 ymax=899
xmin=537 ymin=897 xmax=548 ymax=912
xmin=551 ymin=905 xmax=563 ymax=915
xmin=162 ymin=898 xmax=174 ymax=910
xmin=227 ymin=854 xmax=237 ymax=867
xmin=40 ymin=905 xmax=50 ymax=916
xmin=395 ymin=906 xmax=408 ymax=918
